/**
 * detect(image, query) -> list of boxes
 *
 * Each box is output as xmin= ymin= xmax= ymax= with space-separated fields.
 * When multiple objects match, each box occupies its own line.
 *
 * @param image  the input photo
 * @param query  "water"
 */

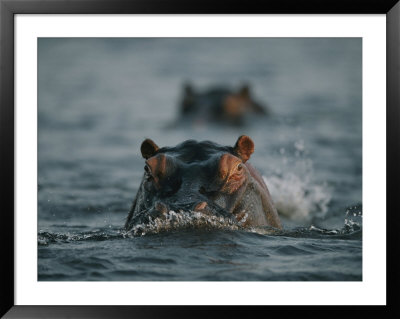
xmin=38 ymin=38 xmax=362 ymax=281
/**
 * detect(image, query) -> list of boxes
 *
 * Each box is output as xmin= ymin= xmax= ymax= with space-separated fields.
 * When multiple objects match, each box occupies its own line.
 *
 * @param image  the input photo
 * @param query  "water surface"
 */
xmin=38 ymin=38 xmax=362 ymax=281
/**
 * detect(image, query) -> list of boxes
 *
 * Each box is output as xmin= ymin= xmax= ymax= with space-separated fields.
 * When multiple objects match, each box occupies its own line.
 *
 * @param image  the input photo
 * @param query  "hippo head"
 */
xmin=125 ymin=136 xmax=281 ymax=232
xmin=180 ymin=84 xmax=268 ymax=125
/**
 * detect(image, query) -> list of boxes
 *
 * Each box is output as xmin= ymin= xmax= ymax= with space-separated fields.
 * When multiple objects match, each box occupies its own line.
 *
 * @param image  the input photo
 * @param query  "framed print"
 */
xmin=1 ymin=0 xmax=399 ymax=318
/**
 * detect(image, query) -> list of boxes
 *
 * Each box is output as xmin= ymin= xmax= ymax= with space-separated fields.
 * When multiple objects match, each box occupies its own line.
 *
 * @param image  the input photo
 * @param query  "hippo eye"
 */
xmin=237 ymin=163 xmax=243 ymax=171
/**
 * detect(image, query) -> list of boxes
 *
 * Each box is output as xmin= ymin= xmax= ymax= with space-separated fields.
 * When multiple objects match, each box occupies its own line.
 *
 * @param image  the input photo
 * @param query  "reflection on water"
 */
xmin=38 ymin=38 xmax=362 ymax=281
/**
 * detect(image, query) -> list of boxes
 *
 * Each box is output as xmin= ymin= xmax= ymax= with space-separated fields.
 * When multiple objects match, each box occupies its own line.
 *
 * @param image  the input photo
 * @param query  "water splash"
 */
xmin=38 ymin=203 xmax=362 ymax=243
xmin=38 ymin=229 xmax=124 ymax=245
xmin=263 ymin=173 xmax=331 ymax=222
xmin=124 ymin=210 xmax=242 ymax=237
xmin=268 ymin=205 xmax=362 ymax=239
xmin=307 ymin=206 xmax=362 ymax=238
xmin=343 ymin=204 xmax=362 ymax=233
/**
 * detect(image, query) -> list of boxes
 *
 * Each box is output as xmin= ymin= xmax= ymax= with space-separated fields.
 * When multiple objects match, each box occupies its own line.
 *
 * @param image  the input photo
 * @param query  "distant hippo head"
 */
xmin=180 ymin=84 xmax=268 ymax=125
xmin=125 ymin=136 xmax=281 ymax=231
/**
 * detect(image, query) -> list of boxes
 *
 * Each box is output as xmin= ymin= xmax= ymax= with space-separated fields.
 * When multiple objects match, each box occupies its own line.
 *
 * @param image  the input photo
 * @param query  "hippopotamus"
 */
xmin=125 ymin=135 xmax=282 ymax=231
xmin=179 ymin=83 xmax=269 ymax=126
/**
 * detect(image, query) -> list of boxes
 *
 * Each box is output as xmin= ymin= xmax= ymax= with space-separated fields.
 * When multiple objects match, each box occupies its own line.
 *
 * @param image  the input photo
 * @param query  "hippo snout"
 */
xmin=151 ymin=199 xmax=210 ymax=215
xmin=152 ymin=200 xmax=210 ymax=215
xmin=193 ymin=201 xmax=208 ymax=212
xmin=158 ymin=198 xmax=234 ymax=221
xmin=154 ymin=201 xmax=169 ymax=215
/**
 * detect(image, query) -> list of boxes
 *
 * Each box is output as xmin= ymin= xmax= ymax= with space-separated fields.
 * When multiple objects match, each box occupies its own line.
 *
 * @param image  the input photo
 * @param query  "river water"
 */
xmin=38 ymin=38 xmax=362 ymax=281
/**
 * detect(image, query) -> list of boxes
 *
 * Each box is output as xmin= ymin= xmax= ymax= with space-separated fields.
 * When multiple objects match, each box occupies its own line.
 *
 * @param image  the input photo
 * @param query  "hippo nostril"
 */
xmin=155 ymin=201 xmax=169 ymax=215
xmin=193 ymin=201 xmax=208 ymax=212
xmin=199 ymin=186 xmax=206 ymax=195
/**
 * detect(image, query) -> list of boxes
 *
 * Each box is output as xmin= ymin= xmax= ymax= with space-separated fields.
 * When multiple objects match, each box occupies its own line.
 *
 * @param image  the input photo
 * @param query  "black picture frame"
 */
xmin=1 ymin=0 xmax=399 ymax=317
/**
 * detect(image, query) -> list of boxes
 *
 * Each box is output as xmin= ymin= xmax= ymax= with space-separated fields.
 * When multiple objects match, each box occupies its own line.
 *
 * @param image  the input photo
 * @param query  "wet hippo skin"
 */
xmin=125 ymin=135 xmax=282 ymax=230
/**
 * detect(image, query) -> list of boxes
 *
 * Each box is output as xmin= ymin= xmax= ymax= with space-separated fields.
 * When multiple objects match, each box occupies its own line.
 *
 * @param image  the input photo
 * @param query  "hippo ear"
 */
xmin=183 ymin=82 xmax=195 ymax=96
xmin=234 ymin=135 xmax=254 ymax=163
xmin=238 ymin=84 xmax=250 ymax=98
xmin=141 ymin=139 xmax=159 ymax=159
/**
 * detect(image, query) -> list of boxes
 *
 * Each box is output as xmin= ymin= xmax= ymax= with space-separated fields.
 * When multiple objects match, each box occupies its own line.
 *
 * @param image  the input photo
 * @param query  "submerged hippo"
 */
xmin=125 ymin=136 xmax=282 ymax=231
xmin=179 ymin=84 xmax=269 ymax=126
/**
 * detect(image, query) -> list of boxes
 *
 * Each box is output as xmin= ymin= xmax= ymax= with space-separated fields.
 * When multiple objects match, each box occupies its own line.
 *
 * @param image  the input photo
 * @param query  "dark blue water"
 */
xmin=38 ymin=38 xmax=362 ymax=281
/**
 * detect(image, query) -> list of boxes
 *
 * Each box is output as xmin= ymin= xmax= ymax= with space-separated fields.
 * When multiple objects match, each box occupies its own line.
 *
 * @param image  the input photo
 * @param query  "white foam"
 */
xmin=263 ymin=173 xmax=331 ymax=222
xmin=125 ymin=210 xmax=241 ymax=236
